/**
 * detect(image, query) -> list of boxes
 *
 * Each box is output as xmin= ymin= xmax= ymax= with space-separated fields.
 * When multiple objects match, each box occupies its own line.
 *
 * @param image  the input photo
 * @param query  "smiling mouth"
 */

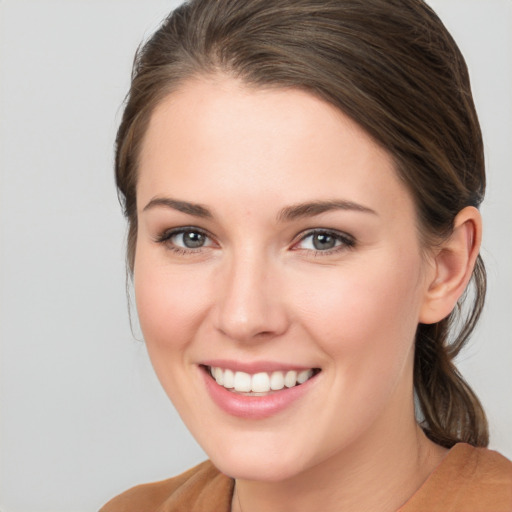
xmin=203 ymin=365 xmax=321 ymax=396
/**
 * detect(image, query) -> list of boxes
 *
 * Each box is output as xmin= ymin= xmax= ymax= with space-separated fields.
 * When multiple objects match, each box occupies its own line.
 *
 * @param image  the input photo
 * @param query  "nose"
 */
xmin=212 ymin=249 xmax=290 ymax=343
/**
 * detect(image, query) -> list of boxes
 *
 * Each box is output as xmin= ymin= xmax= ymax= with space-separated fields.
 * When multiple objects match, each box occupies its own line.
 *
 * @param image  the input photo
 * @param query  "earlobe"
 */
xmin=419 ymin=206 xmax=482 ymax=324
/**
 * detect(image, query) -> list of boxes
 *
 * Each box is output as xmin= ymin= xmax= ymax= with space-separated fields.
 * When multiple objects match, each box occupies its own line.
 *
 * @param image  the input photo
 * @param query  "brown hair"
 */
xmin=115 ymin=0 xmax=488 ymax=448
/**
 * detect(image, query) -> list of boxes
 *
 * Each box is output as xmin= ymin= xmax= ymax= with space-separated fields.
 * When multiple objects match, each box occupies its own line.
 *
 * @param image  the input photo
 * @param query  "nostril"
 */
xmin=254 ymin=330 xmax=275 ymax=338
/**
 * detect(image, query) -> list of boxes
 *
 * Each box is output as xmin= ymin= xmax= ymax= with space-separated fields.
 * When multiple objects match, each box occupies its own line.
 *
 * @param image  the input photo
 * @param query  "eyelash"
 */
xmin=155 ymin=226 xmax=213 ymax=255
xmin=154 ymin=227 xmax=356 ymax=256
xmin=293 ymin=229 xmax=356 ymax=255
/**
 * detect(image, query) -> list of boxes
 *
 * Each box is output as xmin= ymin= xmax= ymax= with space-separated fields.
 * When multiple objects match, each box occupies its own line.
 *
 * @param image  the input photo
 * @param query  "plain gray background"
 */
xmin=0 ymin=1 xmax=510 ymax=510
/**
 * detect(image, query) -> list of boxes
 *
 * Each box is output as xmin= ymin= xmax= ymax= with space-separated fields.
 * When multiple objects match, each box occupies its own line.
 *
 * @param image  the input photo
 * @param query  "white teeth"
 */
xmin=213 ymin=367 xmax=223 ymax=385
xmin=297 ymin=369 xmax=313 ymax=384
xmin=233 ymin=371 xmax=252 ymax=392
xmin=251 ymin=372 xmax=270 ymax=392
xmin=209 ymin=366 xmax=316 ymax=393
xmin=284 ymin=370 xmax=298 ymax=388
xmin=223 ymin=368 xmax=234 ymax=388
xmin=270 ymin=371 xmax=285 ymax=391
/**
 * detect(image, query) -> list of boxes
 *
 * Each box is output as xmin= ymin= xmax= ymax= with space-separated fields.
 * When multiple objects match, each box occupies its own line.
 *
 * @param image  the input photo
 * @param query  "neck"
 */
xmin=232 ymin=417 xmax=447 ymax=512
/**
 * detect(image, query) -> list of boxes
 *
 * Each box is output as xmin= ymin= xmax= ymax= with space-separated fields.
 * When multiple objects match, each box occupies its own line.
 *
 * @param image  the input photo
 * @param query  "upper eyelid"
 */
xmin=157 ymin=226 xmax=213 ymax=241
xmin=295 ymin=228 xmax=354 ymax=242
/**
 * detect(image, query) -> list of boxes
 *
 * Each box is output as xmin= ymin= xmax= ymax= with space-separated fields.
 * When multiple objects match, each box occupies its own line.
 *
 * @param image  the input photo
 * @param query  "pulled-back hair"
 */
xmin=115 ymin=0 xmax=488 ymax=448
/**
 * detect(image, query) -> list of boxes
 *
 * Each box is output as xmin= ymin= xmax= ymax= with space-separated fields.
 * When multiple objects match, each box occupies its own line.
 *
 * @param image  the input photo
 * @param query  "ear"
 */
xmin=419 ymin=206 xmax=482 ymax=324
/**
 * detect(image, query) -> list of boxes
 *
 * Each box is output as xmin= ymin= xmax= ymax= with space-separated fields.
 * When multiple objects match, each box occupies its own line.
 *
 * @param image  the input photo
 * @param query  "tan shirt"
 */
xmin=100 ymin=443 xmax=512 ymax=511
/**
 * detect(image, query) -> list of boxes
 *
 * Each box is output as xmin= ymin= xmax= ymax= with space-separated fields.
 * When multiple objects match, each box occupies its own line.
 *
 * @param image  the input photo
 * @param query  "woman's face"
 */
xmin=134 ymin=77 xmax=435 ymax=481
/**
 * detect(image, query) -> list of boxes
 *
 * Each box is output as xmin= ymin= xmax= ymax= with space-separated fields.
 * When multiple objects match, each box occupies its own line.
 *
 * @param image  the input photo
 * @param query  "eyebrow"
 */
xmin=276 ymin=200 xmax=377 ymax=222
xmin=142 ymin=196 xmax=377 ymax=221
xmin=143 ymin=197 xmax=213 ymax=218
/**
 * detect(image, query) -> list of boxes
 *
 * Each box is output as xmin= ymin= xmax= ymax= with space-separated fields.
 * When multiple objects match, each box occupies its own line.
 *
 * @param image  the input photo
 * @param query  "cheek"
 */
xmin=293 ymin=254 xmax=424 ymax=381
xmin=133 ymin=252 xmax=209 ymax=357
xmin=133 ymin=254 xmax=214 ymax=417
xmin=288 ymin=257 xmax=425 ymax=452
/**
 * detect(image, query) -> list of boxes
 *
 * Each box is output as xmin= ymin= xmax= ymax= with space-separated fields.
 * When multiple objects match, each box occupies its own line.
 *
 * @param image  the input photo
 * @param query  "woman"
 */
xmin=101 ymin=0 xmax=512 ymax=510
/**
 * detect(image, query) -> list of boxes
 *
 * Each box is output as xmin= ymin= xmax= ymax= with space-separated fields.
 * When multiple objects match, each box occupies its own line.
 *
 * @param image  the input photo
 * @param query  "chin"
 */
xmin=213 ymin=455 xmax=304 ymax=482
xmin=200 ymin=436 xmax=315 ymax=482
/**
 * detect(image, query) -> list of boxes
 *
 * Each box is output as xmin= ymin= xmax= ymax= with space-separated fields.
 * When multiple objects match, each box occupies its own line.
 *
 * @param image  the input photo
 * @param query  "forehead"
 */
xmin=137 ymin=76 xmax=413 ymax=219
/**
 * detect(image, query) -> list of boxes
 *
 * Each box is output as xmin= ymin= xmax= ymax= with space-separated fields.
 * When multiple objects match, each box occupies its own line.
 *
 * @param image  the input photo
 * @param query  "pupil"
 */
xmin=313 ymin=233 xmax=335 ymax=250
xmin=184 ymin=231 xmax=205 ymax=248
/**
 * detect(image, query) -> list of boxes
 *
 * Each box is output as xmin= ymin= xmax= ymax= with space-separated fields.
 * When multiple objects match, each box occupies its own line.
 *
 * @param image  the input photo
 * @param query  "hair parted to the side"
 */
xmin=115 ymin=0 xmax=488 ymax=448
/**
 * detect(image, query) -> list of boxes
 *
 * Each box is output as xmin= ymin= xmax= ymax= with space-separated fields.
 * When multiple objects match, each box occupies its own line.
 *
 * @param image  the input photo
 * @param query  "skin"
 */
xmin=134 ymin=76 xmax=480 ymax=512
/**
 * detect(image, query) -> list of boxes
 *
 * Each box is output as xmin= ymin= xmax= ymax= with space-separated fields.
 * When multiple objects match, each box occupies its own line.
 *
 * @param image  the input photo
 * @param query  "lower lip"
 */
xmin=201 ymin=367 xmax=319 ymax=419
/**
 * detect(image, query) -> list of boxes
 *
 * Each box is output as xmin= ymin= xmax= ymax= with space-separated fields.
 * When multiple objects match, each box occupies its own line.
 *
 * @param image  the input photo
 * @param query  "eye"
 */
xmin=156 ymin=227 xmax=214 ymax=252
xmin=175 ymin=230 xmax=208 ymax=249
xmin=294 ymin=229 xmax=355 ymax=253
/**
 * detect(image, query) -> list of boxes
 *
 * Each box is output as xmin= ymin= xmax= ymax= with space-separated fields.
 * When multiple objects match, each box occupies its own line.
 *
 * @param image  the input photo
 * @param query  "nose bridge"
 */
xmin=214 ymin=245 xmax=288 ymax=342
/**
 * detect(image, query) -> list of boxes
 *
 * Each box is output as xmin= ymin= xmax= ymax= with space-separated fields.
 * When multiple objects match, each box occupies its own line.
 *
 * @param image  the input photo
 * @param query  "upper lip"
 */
xmin=201 ymin=359 xmax=319 ymax=374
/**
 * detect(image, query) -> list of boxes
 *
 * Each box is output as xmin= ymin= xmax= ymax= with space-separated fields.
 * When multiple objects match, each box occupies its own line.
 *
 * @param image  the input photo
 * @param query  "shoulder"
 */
xmin=99 ymin=460 xmax=234 ymax=512
xmin=467 ymin=445 xmax=512 ymax=506
xmin=447 ymin=443 xmax=512 ymax=493
xmin=400 ymin=443 xmax=512 ymax=512
xmin=470 ymin=444 xmax=512 ymax=478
